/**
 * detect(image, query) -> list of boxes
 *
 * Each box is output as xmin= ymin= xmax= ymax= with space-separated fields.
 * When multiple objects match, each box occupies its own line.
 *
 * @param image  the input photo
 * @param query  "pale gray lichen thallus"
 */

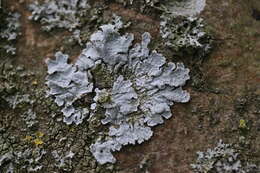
xmin=45 ymin=16 xmax=190 ymax=164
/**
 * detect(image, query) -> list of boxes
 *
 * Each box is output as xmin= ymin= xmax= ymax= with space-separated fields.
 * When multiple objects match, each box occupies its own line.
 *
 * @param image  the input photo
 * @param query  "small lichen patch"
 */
xmin=0 ymin=148 xmax=46 ymax=172
xmin=52 ymin=150 xmax=75 ymax=171
xmin=0 ymin=8 xmax=21 ymax=55
xmin=160 ymin=15 xmax=212 ymax=58
xmin=21 ymin=109 xmax=38 ymax=128
xmin=191 ymin=140 xmax=259 ymax=173
xmin=28 ymin=0 xmax=90 ymax=32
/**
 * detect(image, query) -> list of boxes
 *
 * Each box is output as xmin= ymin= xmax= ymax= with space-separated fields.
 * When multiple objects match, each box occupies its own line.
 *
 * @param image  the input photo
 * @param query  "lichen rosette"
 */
xmin=46 ymin=19 xmax=190 ymax=164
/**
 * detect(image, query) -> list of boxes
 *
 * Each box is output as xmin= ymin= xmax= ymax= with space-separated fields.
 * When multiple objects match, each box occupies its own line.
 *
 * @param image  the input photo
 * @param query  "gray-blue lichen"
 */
xmin=3 ymin=94 xmax=32 ymax=109
xmin=90 ymin=119 xmax=153 ymax=164
xmin=21 ymin=109 xmax=38 ymax=128
xmin=52 ymin=150 xmax=75 ymax=171
xmin=0 ymin=148 xmax=46 ymax=172
xmin=45 ymin=51 xmax=93 ymax=125
xmin=191 ymin=140 xmax=259 ymax=173
xmin=0 ymin=10 xmax=21 ymax=55
xmin=28 ymin=0 xmax=90 ymax=32
xmin=89 ymin=30 xmax=190 ymax=164
xmin=46 ymin=17 xmax=190 ymax=164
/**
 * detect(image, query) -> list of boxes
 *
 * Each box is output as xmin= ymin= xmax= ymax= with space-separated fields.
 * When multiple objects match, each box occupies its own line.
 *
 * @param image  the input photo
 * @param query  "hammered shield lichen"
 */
xmin=45 ymin=18 xmax=190 ymax=164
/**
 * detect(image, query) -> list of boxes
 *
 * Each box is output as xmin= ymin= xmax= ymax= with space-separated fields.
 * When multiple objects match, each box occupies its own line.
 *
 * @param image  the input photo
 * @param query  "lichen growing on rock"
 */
xmin=28 ymin=0 xmax=90 ymax=31
xmin=115 ymin=0 xmax=206 ymax=16
xmin=89 ymin=31 xmax=190 ymax=164
xmin=45 ymin=16 xmax=190 ymax=164
xmin=0 ymin=148 xmax=46 ymax=172
xmin=52 ymin=150 xmax=75 ymax=171
xmin=161 ymin=0 xmax=206 ymax=17
xmin=90 ymin=119 xmax=153 ymax=164
xmin=21 ymin=109 xmax=38 ymax=128
xmin=45 ymin=51 xmax=93 ymax=125
xmin=191 ymin=140 xmax=259 ymax=173
xmin=0 ymin=9 xmax=21 ymax=55
xmin=160 ymin=15 xmax=212 ymax=58
xmin=3 ymin=94 xmax=32 ymax=109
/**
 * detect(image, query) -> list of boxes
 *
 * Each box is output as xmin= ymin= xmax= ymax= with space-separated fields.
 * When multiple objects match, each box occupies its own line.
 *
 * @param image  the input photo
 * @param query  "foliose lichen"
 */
xmin=160 ymin=15 xmax=212 ymax=58
xmin=28 ymin=0 xmax=90 ymax=32
xmin=89 ymin=31 xmax=190 ymax=164
xmin=0 ymin=9 xmax=21 ymax=55
xmin=45 ymin=51 xmax=93 ymax=125
xmin=0 ymin=148 xmax=46 ymax=172
xmin=120 ymin=0 xmax=211 ymax=58
xmin=21 ymin=109 xmax=38 ymax=128
xmin=191 ymin=140 xmax=259 ymax=173
xmin=46 ymin=17 xmax=190 ymax=164
xmin=3 ymin=94 xmax=32 ymax=109
xmin=52 ymin=150 xmax=75 ymax=171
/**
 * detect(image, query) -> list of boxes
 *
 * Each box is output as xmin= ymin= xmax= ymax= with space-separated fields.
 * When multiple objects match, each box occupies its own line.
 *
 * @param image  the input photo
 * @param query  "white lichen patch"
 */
xmin=46 ymin=17 xmax=190 ymax=164
xmin=0 ymin=148 xmax=46 ymax=172
xmin=28 ymin=0 xmax=90 ymax=31
xmin=0 ymin=11 xmax=21 ymax=55
xmin=52 ymin=150 xmax=75 ymax=171
xmin=162 ymin=0 xmax=206 ymax=17
xmin=21 ymin=109 xmax=38 ymax=128
xmin=191 ymin=140 xmax=259 ymax=173
xmin=4 ymin=94 xmax=32 ymax=109
xmin=160 ymin=16 xmax=212 ymax=57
